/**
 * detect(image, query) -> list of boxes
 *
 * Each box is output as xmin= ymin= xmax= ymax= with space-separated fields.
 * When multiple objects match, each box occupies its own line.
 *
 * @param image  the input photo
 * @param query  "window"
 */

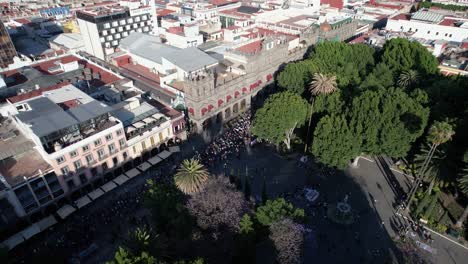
xmin=102 ymin=162 xmax=109 ymax=171
xmin=159 ymin=132 xmax=163 ymax=142
xmin=119 ymin=138 xmax=126 ymax=148
xmin=104 ymin=23 xmax=110 ymax=29
xmin=123 ymin=152 xmax=128 ymax=160
xmin=126 ymin=25 xmax=131 ymax=30
xmin=449 ymin=34 xmax=452 ymax=37
xmin=436 ymin=32 xmax=439 ymax=35
xmin=112 ymin=21 xmax=118 ymax=27
xmin=133 ymin=146 xmax=137 ymax=154
xmin=105 ymin=134 xmax=113 ymax=141
xmin=69 ymin=151 xmax=77 ymax=158
xmin=118 ymin=26 xmax=123 ymax=32
xmin=86 ymin=154 xmax=94 ymax=164
xmin=94 ymin=139 xmax=102 ymax=147
xmin=108 ymin=143 xmax=116 ymax=153
xmin=100 ymin=37 xmax=105 ymax=43
xmin=106 ymin=35 xmax=113 ymax=41
xmin=74 ymin=160 xmax=82 ymax=170
xmin=82 ymin=145 xmax=89 ymax=152
xmin=150 ymin=136 xmax=155 ymax=146
xmin=141 ymin=141 xmax=146 ymax=150
xmin=56 ymin=156 xmax=65 ymax=164
xmin=61 ymin=166 xmax=70 ymax=175
xmin=427 ymin=31 xmax=430 ymax=34
xmin=119 ymin=20 xmax=126 ymax=25
xmin=97 ymin=149 xmax=105 ymax=159
xmin=127 ymin=18 xmax=133 ymax=23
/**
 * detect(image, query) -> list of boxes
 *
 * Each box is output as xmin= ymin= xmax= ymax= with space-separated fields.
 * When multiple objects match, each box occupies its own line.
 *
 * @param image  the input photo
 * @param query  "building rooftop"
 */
xmin=49 ymin=33 xmax=84 ymax=50
xmin=164 ymin=47 xmax=219 ymax=73
xmin=0 ymin=149 xmax=52 ymax=187
xmin=76 ymin=5 xmax=127 ymax=17
xmin=120 ymin=32 xmax=180 ymax=65
xmin=412 ymin=11 xmax=444 ymax=23
xmin=0 ymin=117 xmax=35 ymax=161
xmin=15 ymin=85 xmax=113 ymax=138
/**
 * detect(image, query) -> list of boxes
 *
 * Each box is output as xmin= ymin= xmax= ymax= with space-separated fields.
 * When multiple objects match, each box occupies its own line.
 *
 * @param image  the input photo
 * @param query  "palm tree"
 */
xmin=414 ymin=145 xmax=447 ymax=194
xmin=304 ymin=73 xmax=337 ymax=153
xmin=456 ymin=166 xmax=468 ymax=227
xmin=174 ymin=159 xmax=209 ymax=194
xmin=406 ymin=121 xmax=455 ymax=211
xmin=397 ymin=69 xmax=419 ymax=89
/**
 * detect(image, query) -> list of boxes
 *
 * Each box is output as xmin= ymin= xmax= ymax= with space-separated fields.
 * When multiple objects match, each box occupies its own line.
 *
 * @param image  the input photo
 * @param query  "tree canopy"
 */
xmin=312 ymin=88 xmax=430 ymax=168
xmin=252 ymin=91 xmax=309 ymax=149
xmin=255 ymin=198 xmax=305 ymax=226
xmin=380 ymin=38 xmax=439 ymax=75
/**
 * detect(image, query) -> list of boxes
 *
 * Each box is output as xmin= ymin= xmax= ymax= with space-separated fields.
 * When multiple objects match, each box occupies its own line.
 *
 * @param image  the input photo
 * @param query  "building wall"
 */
xmin=77 ymin=18 xmax=105 ymax=60
xmin=47 ymin=122 xmax=127 ymax=193
xmin=386 ymin=19 xmax=468 ymax=42
xmin=0 ymin=21 xmax=17 ymax=68
xmin=184 ymin=40 xmax=307 ymax=130
xmin=165 ymin=32 xmax=204 ymax=48
xmin=126 ymin=120 xmax=174 ymax=158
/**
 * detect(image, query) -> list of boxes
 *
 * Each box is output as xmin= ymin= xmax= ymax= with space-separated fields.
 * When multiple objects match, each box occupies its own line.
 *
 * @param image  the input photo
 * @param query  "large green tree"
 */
xmin=144 ymin=181 xmax=193 ymax=238
xmin=255 ymin=198 xmax=305 ymax=226
xmin=380 ymin=38 xmax=439 ymax=75
xmin=311 ymin=115 xmax=360 ymax=168
xmin=277 ymin=61 xmax=315 ymax=95
xmin=307 ymin=41 xmax=375 ymax=87
xmin=312 ymin=88 xmax=429 ymax=168
xmin=252 ymin=91 xmax=309 ymax=150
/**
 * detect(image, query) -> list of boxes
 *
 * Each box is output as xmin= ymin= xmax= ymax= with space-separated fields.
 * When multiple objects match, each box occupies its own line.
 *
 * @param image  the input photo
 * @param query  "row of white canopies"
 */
xmin=0 ymin=148 xmax=180 ymax=250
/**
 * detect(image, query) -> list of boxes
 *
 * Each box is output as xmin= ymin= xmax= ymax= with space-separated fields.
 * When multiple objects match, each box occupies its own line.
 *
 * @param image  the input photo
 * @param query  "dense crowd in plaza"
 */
xmin=196 ymin=112 xmax=252 ymax=167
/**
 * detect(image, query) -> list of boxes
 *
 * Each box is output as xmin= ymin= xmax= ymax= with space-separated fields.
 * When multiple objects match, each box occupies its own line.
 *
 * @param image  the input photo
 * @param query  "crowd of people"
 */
xmin=196 ymin=112 xmax=252 ymax=167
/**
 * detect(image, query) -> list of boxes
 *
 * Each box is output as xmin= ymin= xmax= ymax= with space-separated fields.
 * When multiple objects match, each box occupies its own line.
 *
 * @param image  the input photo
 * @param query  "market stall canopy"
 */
xmin=148 ymin=155 xmax=162 ymax=165
xmin=101 ymin=181 xmax=117 ymax=192
xmin=157 ymin=150 xmax=172 ymax=159
xmin=125 ymin=168 xmax=140 ymax=178
xmin=75 ymin=195 xmax=92 ymax=208
xmin=113 ymin=174 xmax=130 ymax=185
xmin=57 ymin=204 xmax=76 ymax=219
xmin=88 ymin=188 xmax=105 ymax=200
xmin=137 ymin=161 xmax=152 ymax=171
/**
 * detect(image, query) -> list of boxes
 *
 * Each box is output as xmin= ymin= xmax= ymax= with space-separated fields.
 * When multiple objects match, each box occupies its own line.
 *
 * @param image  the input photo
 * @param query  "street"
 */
xmin=348 ymin=157 xmax=468 ymax=264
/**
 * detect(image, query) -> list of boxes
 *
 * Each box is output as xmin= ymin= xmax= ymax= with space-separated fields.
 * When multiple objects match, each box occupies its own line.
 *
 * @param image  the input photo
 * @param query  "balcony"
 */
xmin=98 ymin=154 xmax=109 ymax=161
xmin=87 ymin=160 xmax=97 ymax=166
xmin=109 ymin=148 xmax=119 ymax=155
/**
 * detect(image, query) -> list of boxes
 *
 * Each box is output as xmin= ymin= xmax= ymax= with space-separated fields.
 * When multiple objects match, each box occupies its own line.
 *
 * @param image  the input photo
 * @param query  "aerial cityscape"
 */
xmin=0 ymin=0 xmax=467 ymax=263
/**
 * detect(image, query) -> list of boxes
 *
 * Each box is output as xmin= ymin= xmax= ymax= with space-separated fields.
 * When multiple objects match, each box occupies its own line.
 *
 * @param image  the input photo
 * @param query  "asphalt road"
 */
xmin=348 ymin=157 xmax=468 ymax=264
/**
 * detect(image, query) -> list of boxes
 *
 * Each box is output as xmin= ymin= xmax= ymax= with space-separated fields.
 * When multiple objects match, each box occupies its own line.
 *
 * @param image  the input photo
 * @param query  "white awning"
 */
xmin=125 ymin=168 xmax=140 ymax=178
xmin=88 ymin=188 xmax=105 ymax=200
xmin=35 ymin=215 xmax=57 ymax=231
xmin=101 ymin=181 xmax=117 ymax=192
xmin=169 ymin=146 xmax=180 ymax=153
xmin=75 ymin=195 xmax=92 ymax=209
xmin=133 ymin=121 xmax=146 ymax=128
xmin=137 ymin=161 xmax=152 ymax=172
xmin=148 ymin=156 xmax=162 ymax=165
xmin=125 ymin=126 xmax=136 ymax=133
xmin=57 ymin=204 xmax=76 ymax=219
xmin=143 ymin=117 xmax=155 ymax=124
xmin=152 ymin=113 xmax=164 ymax=119
xmin=158 ymin=150 xmax=172 ymax=159
xmin=1 ymin=233 xmax=24 ymax=250
xmin=20 ymin=224 xmax=41 ymax=240
xmin=113 ymin=174 xmax=130 ymax=185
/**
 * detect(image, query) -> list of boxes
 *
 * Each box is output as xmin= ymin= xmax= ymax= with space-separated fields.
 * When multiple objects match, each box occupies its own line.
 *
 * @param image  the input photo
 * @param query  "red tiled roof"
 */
xmin=236 ymin=40 xmax=263 ymax=54
xmin=32 ymin=55 xmax=80 ymax=74
xmin=121 ymin=63 xmax=161 ymax=83
xmin=14 ymin=18 xmax=31 ymax=25
xmin=225 ymin=25 xmax=241 ymax=30
xmin=391 ymin=13 xmax=411 ymax=21
xmin=7 ymin=82 xmax=71 ymax=103
xmin=439 ymin=19 xmax=456 ymax=26
xmin=157 ymin=8 xmax=175 ymax=17
xmin=167 ymin=26 xmax=184 ymax=35
xmin=321 ymin=0 xmax=343 ymax=9
xmin=209 ymin=0 xmax=238 ymax=6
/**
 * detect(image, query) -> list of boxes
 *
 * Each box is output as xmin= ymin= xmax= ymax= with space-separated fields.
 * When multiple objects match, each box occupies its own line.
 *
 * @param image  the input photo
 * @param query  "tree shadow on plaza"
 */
xmin=206 ymin=141 xmax=412 ymax=263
